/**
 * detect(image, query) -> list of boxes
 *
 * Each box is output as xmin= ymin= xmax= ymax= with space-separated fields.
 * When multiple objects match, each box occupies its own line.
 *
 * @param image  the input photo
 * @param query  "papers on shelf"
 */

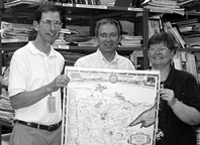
xmin=120 ymin=35 xmax=142 ymax=47
xmin=142 ymin=0 xmax=185 ymax=15
xmin=0 ymin=21 xmax=35 ymax=43
xmin=144 ymin=5 xmax=185 ymax=15
xmin=4 ymin=0 xmax=45 ymax=8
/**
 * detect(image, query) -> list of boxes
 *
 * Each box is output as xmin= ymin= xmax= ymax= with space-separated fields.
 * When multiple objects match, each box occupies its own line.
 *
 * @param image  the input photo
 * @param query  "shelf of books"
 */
xmin=2 ymin=0 xmax=146 ymax=52
xmin=1 ymin=0 xmax=150 ymax=70
xmin=0 ymin=1 xmax=149 ymax=144
xmin=4 ymin=0 xmax=143 ymax=11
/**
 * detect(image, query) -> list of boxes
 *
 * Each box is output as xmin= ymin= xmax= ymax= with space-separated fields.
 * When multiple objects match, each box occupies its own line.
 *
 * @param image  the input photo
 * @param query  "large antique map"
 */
xmin=62 ymin=67 xmax=160 ymax=145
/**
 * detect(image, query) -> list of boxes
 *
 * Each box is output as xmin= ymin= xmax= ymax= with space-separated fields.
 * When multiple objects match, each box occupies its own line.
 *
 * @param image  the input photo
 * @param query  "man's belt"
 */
xmin=15 ymin=120 xmax=62 ymax=132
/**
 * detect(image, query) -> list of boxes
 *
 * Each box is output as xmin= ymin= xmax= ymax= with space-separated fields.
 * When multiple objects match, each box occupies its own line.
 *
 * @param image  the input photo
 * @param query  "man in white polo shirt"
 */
xmin=74 ymin=18 xmax=135 ymax=70
xmin=8 ymin=5 xmax=69 ymax=145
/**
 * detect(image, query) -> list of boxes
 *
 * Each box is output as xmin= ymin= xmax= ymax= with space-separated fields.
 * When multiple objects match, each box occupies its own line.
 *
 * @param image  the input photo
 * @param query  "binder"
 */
xmin=114 ymin=0 xmax=132 ymax=7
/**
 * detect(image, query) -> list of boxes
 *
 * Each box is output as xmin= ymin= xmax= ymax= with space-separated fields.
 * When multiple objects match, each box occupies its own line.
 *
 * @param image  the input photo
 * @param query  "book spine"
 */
xmin=77 ymin=0 xmax=82 ymax=4
xmin=87 ymin=0 xmax=92 ymax=5
xmin=197 ymin=126 xmax=200 ymax=145
xmin=178 ymin=0 xmax=194 ymax=5
xmin=94 ymin=0 xmax=101 ymax=5
xmin=179 ymin=0 xmax=200 ymax=10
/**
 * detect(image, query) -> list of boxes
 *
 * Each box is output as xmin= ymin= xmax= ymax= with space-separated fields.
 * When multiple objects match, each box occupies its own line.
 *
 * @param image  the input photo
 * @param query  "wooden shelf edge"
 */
xmin=4 ymin=1 xmax=143 ymax=12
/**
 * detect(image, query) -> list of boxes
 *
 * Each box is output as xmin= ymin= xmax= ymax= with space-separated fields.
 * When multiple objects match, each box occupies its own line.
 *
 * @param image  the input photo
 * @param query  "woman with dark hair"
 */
xmin=129 ymin=32 xmax=200 ymax=145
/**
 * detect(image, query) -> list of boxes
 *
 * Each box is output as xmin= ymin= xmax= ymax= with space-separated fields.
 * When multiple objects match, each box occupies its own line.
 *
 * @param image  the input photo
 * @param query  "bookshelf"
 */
xmin=1 ymin=1 xmax=150 ymax=67
xmin=159 ymin=12 xmax=200 ymax=84
xmin=0 ymin=1 xmax=150 ymax=144
xmin=145 ymin=8 xmax=200 ymax=84
xmin=1 ymin=1 xmax=200 ymax=145
xmin=0 ymin=0 xmax=3 ymax=143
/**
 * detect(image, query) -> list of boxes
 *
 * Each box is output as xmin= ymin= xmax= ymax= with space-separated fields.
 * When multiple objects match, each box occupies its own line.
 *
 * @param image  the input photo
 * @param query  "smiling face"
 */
xmin=34 ymin=11 xmax=61 ymax=45
xmin=148 ymin=42 xmax=175 ymax=69
xmin=97 ymin=23 xmax=121 ymax=55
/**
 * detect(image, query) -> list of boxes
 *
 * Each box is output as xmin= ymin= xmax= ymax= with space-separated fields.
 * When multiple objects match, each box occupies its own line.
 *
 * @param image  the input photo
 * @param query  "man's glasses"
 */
xmin=99 ymin=33 xmax=118 ymax=40
xmin=40 ymin=20 xmax=63 ymax=28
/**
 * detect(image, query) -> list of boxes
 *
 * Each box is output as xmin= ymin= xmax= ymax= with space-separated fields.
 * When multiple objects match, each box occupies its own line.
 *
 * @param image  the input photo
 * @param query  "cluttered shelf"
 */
xmin=3 ymin=1 xmax=143 ymax=23
xmin=0 ymin=84 xmax=14 ymax=126
xmin=0 ymin=2 xmax=149 ymax=145
xmin=4 ymin=0 xmax=143 ymax=11
xmin=177 ymin=48 xmax=200 ymax=52
xmin=1 ymin=42 xmax=144 ymax=53
xmin=1 ymin=1 xmax=200 ymax=145
xmin=0 ymin=0 xmax=150 ymax=70
xmin=0 ymin=119 xmax=12 ymax=127
xmin=0 ymin=119 xmax=12 ymax=145
xmin=1 ymin=1 xmax=147 ymax=55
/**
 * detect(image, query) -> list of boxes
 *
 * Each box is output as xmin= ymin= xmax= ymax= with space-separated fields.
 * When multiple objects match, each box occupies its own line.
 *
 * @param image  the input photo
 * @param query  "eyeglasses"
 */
xmin=40 ymin=20 xmax=63 ymax=28
xmin=149 ymin=46 xmax=168 ymax=52
xmin=99 ymin=33 xmax=118 ymax=40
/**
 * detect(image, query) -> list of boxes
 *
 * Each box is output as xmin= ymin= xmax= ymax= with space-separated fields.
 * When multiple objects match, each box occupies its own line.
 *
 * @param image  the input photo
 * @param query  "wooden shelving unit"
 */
xmin=0 ymin=1 xmax=151 ymax=144
xmin=0 ymin=0 xmax=4 ymax=143
xmin=1 ymin=1 xmax=200 ymax=145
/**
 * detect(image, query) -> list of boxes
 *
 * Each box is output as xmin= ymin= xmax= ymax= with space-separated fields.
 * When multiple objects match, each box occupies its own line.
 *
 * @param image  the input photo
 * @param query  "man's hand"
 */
xmin=48 ymin=74 xmax=70 ymax=93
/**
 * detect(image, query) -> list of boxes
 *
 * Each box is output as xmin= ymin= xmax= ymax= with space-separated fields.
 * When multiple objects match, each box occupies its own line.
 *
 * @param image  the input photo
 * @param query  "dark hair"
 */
xmin=34 ymin=4 xmax=63 ymax=23
xmin=148 ymin=32 xmax=176 ymax=51
xmin=95 ymin=18 xmax=122 ymax=36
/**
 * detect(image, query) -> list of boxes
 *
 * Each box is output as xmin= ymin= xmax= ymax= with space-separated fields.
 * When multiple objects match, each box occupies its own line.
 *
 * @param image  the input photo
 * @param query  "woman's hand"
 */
xmin=160 ymin=88 xmax=176 ymax=107
xmin=128 ymin=106 xmax=155 ymax=128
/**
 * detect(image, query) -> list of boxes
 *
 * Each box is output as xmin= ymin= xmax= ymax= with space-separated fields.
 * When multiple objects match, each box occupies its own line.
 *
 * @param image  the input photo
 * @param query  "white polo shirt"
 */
xmin=74 ymin=49 xmax=135 ymax=70
xmin=8 ymin=41 xmax=65 ymax=125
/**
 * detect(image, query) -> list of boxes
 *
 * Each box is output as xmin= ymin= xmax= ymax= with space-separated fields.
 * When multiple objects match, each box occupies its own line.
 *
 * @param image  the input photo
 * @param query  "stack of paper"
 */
xmin=142 ymin=0 xmax=185 ymax=15
xmin=120 ymin=35 xmax=142 ymax=47
xmin=1 ymin=21 xmax=36 ymax=43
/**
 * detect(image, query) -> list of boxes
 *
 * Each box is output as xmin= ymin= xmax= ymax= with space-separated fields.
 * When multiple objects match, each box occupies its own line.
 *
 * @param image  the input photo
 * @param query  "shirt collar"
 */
xmin=97 ymin=48 xmax=119 ymax=63
xmin=29 ymin=41 xmax=57 ymax=57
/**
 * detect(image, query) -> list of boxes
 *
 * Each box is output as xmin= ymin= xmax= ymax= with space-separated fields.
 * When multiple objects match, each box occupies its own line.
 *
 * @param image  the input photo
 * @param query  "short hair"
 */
xmin=148 ymin=32 xmax=176 ymax=51
xmin=34 ymin=4 xmax=62 ymax=23
xmin=95 ymin=18 xmax=122 ymax=36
